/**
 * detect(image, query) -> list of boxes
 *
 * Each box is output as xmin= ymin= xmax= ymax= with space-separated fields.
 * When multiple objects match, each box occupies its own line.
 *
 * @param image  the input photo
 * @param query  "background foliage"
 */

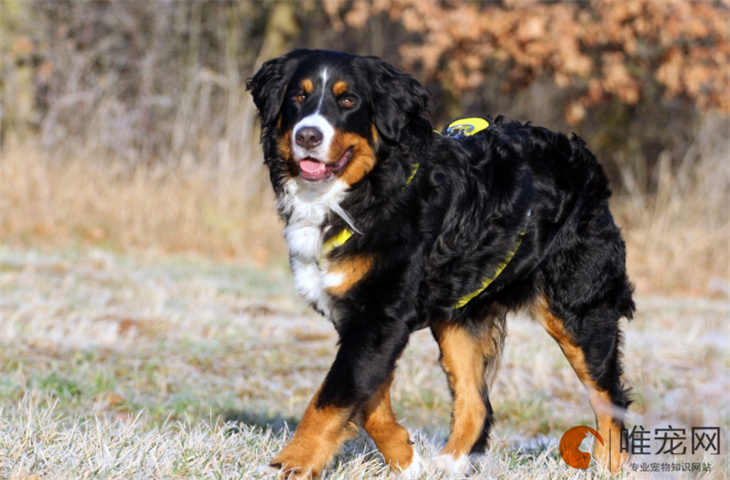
xmin=1 ymin=0 xmax=728 ymax=295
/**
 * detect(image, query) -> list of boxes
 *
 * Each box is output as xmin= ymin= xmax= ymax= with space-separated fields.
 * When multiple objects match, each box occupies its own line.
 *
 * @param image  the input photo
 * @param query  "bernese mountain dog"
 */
xmin=247 ymin=49 xmax=634 ymax=478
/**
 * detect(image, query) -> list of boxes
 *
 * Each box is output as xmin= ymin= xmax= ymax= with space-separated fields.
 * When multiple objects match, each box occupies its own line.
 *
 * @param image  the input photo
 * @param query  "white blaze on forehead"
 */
xmin=317 ymin=68 xmax=328 ymax=111
xmin=291 ymin=68 xmax=335 ymax=162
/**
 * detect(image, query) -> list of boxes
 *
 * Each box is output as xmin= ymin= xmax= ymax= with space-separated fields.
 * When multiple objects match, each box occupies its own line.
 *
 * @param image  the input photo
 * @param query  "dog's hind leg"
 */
xmin=430 ymin=313 xmax=506 ymax=473
xmin=361 ymin=372 xmax=421 ymax=476
xmin=532 ymin=294 xmax=631 ymax=473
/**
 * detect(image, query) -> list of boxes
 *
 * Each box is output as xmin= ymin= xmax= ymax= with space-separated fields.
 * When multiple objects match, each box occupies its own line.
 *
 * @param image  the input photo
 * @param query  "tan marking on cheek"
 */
xmin=277 ymin=129 xmax=297 ymax=179
xmin=332 ymin=80 xmax=349 ymax=96
xmin=371 ymin=123 xmax=378 ymax=143
xmin=341 ymin=149 xmax=376 ymax=186
xmin=301 ymin=78 xmax=314 ymax=94
xmin=326 ymin=255 xmax=374 ymax=297
xmin=327 ymin=130 xmax=357 ymax=164
xmin=327 ymin=131 xmax=376 ymax=186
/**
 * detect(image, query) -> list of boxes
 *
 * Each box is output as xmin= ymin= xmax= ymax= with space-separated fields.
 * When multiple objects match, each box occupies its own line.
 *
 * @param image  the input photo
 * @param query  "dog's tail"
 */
xmin=568 ymin=133 xmax=613 ymax=201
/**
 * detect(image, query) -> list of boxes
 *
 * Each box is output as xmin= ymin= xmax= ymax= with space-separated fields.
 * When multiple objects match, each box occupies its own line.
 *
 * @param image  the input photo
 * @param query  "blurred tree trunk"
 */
xmin=235 ymin=1 xmax=300 ymax=204
xmin=254 ymin=2 xmax=299 ymax=70
xmin=434 ymin=80 xmax=463 ymax=127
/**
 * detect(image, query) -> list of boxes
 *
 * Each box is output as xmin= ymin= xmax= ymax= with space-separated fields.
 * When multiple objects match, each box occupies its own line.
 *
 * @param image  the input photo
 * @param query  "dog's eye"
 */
xmin=295 ymin=93 xmax=307 ymax=103
xmin=338 ymin=96 xmax=356 ymax=108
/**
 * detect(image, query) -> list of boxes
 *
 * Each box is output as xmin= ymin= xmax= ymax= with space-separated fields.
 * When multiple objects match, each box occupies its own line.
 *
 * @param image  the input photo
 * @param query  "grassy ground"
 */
xmin=1 ymin=119 xmax=728 ymax=478
xmin=1 ymin=246 xmax=727 ymax=479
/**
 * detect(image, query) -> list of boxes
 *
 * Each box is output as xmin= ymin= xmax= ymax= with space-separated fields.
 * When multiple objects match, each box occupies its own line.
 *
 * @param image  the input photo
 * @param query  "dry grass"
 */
xmin=0 ymin=247 xmax=727 ymax=479
xmin=615 ymin=115 xmax=730 ymax=297
xmin=0 ymin=138 xmax=284 ymax=264
xmin=0 ymin=115 xmax=728 ymax=478
xmin=2 ymin=116 xmax=728 ymax=296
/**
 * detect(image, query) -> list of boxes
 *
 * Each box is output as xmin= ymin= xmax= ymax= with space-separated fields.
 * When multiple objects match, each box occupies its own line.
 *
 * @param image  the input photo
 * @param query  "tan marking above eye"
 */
xmin=301 ymin=78 xmax=314 ymax=93
xmin=333 ymin=80 xmax=349 ymax=96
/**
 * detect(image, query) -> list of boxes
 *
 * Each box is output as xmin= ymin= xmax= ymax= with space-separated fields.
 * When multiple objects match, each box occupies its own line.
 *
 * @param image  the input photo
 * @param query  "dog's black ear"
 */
xmin=246 ymin=49 xmax=311 ymax=132
xmin=359 ymin=56 xmax=432 ymax=144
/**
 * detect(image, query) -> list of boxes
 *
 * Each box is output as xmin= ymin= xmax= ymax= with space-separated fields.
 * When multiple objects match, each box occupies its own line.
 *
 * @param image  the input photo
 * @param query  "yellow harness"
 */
xmin=322 ymin=116 xmax=522 ymax=309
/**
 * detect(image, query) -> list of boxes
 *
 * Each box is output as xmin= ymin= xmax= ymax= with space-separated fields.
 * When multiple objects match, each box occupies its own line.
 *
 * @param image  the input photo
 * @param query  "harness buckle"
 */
xmin=442 ymin=116 xmax=491 ymax=138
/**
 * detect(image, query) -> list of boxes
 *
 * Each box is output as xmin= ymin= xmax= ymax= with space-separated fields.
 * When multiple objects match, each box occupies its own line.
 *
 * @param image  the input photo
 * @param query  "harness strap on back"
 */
xmin=452 ymin=233 xmax=523 ymax=309
xmin=322 ymin=115 xmax=521 ymax=308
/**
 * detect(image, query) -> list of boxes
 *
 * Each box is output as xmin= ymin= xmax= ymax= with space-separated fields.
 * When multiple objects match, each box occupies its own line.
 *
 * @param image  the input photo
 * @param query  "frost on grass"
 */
xmin=0 ymin=393 xmax=285 ymax=480
xmin=0 ymin=247 xmax=727 ymax=479
xmin=0 ymin=394 xmax=623 ymax=480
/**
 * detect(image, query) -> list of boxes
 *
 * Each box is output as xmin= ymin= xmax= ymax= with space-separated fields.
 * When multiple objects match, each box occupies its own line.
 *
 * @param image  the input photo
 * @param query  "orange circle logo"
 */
xmin=560 ymin=426 xmax=604 ymax=469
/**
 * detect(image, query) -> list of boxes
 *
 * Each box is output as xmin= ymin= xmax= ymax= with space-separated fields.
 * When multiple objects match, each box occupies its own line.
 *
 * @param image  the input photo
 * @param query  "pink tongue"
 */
xmin=299 ymin=159 xmax=325 ymax=175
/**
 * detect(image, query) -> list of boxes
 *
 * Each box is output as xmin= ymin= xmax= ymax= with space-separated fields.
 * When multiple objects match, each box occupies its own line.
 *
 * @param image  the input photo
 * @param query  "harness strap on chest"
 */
xmin=322 ymin=227 xmax=354 ymax=256
xmin=323 ymin=155 xmax=422 ymax=254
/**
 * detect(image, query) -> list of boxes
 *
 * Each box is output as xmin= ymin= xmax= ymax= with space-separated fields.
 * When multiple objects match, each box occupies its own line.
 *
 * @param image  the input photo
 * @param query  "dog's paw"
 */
xmin=396 ymin=450 xmax=424 ymax=479
xmin=260 ymin=462 xmax=314 ymax=480
xmin=255 ymin=463 xmax=280 ymax=476
xmin=431 ymin=453 xmax=470 ymax=476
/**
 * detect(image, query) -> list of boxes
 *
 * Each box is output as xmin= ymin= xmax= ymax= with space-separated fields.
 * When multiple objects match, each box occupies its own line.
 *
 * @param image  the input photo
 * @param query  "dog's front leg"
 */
xmin=362 ymin=372 xmax=421 ymax=476
xmin=270 ymin=319 xmax=411 ymax=479
xmin=268 ymin=385 xmax=358 ymax=479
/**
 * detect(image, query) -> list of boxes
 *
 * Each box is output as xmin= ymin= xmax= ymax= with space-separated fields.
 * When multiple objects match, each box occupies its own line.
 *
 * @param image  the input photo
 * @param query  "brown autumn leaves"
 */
xmin=326 ymin=0 xmax=730 ymax=125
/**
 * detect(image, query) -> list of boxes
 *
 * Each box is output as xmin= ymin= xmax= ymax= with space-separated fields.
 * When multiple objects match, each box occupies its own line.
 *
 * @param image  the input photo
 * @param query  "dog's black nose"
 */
xmin=295 ymin=127 xmax=323 ymax=150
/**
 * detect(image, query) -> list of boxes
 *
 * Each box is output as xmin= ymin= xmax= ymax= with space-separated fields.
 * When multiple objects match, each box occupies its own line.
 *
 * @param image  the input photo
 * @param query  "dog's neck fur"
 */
xmin=277 ymin=177 xmax=353 ymax=318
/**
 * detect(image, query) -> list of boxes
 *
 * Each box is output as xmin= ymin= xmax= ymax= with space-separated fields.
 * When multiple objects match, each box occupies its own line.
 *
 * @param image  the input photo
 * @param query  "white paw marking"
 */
xmin=397 ymin=450 xmax=423 ymax=479
xmin=254 ymin=464 xmax=280 ymax=476
xmin=431 ymin=453 xmax=470 ymax=475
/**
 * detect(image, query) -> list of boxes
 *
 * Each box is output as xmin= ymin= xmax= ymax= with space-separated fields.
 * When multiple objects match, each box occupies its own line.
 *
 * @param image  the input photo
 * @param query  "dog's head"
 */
xmin=247 ymin=50 xmax=431 ymax=193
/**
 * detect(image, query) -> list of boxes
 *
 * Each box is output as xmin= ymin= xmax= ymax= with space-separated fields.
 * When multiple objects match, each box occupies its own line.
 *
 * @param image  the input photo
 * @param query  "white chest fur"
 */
xmin=278 ymin=178 xmax=353 ymax=318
